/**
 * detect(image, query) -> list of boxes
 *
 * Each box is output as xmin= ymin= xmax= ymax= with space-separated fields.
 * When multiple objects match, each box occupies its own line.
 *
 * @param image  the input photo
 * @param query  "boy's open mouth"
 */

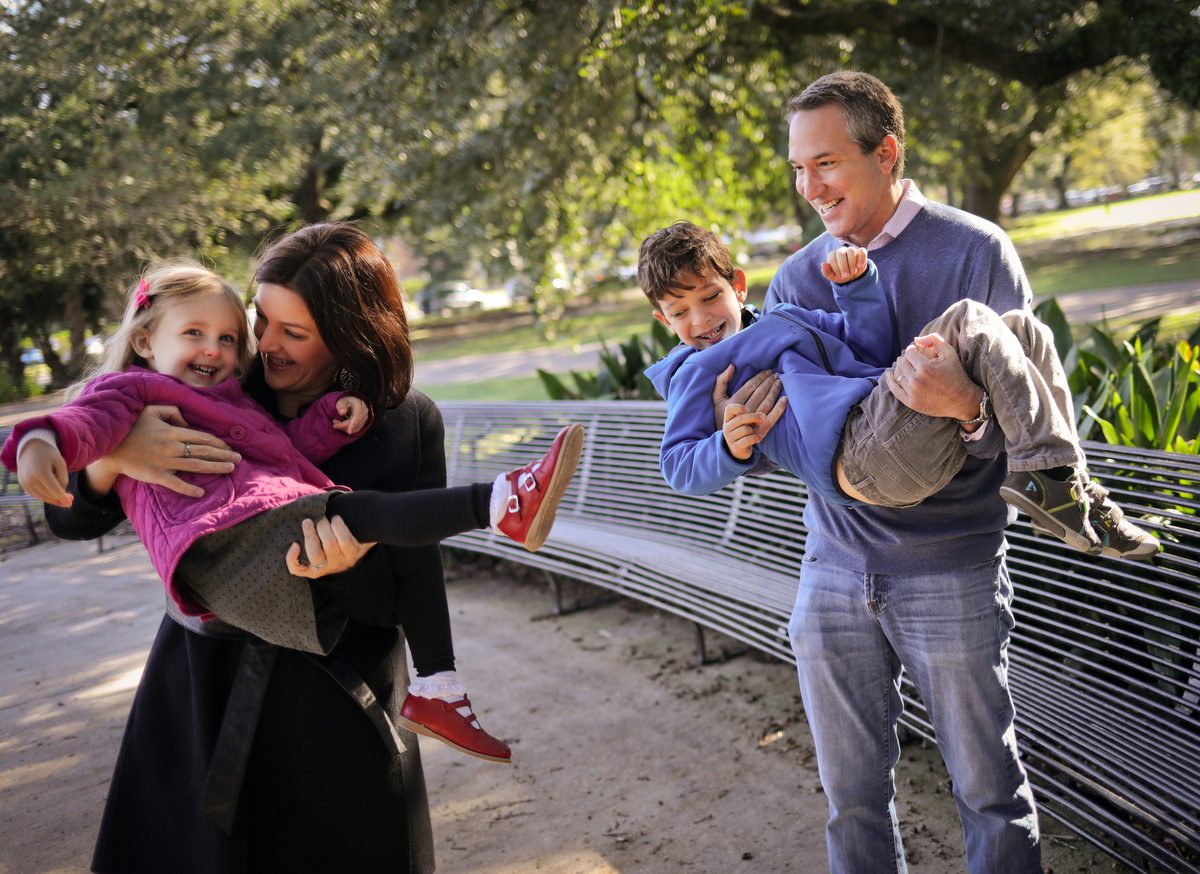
xmin=696 ymin=322 xmax=727 ymax=345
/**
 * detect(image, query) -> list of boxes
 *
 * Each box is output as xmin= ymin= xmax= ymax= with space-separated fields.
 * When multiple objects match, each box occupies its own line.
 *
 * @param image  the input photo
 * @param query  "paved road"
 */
xmin=414 ymin=280 xmax=1200 ymax=387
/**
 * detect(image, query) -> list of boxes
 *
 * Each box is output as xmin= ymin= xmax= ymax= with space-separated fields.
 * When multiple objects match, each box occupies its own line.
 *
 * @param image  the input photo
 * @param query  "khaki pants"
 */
xmin=838 ymin=299 xmax=1082 ymax=507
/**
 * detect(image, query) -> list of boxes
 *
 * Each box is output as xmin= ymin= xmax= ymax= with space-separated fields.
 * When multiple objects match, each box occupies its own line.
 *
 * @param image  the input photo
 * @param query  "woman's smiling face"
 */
xmin=252 ymin=282 xmax=338 ymax=416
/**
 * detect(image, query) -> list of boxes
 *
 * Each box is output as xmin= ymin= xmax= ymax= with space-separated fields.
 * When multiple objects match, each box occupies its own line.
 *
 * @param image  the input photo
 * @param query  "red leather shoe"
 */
xmin=398 ymin=694 xmax=512 ymax=764
xmin=496 ymin=423 xmax=584 ymax=552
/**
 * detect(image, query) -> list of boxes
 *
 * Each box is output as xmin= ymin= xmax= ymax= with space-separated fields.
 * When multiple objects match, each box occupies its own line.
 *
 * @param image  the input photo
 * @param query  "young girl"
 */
xmin=4 ymin=263 xmax=586 ymax=764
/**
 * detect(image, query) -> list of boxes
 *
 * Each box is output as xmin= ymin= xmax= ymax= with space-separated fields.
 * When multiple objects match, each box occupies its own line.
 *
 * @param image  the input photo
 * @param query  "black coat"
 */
xmin=46 ymin=387 xmax=444 ymax=874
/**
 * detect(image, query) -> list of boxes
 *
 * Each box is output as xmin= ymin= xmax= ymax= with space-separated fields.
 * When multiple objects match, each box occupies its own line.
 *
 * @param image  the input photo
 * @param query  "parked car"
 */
xmin=503 ymin=275 xmax=534 ymax=305
xmin=418 ymin=280 xmax=488 ymax=315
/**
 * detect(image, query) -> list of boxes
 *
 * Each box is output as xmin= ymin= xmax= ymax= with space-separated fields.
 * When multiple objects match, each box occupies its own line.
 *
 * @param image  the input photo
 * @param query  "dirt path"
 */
xmin=0 ymin=538 xmax=1117 ymax=873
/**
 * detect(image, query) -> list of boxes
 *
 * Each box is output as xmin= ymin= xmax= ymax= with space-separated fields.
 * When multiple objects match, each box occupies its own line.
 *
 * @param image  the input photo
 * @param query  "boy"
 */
xmin=640 ymin=221 xmax=1157 ymax=559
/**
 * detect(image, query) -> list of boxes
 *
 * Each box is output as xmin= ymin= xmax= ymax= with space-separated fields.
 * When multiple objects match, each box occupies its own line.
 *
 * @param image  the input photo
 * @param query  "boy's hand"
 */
xmin=821 ymin=246 xmax=869 ymax=284
xmin=722 ymin=395 xmax=788 ymax=461
xmin=16 ymin=439 xmax=73 ymax=508
xmin=333 ymin=396 xmax=370 ymax=434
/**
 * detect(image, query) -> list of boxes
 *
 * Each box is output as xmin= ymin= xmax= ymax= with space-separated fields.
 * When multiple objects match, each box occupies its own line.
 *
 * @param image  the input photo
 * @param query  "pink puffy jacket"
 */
xmin=1 ymin=368 xmax=356 ymax=614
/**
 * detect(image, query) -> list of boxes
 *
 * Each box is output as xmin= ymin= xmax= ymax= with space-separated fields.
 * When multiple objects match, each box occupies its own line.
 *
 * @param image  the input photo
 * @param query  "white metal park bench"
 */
xmin=438 ymin=400 xmax=1200 ymax=874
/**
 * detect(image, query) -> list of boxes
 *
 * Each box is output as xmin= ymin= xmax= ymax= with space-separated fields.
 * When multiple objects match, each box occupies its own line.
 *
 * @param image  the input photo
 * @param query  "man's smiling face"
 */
xmin=788 ymin=103 xmax=899 ymax=247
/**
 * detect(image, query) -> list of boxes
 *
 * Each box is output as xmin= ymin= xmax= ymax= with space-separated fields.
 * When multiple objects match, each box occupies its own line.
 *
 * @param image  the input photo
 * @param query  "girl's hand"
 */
xmin=84 ymin=405 xmax=240 ymax=499
xmin=821 ymin=246 xmax=869 ymax=284
xmin=333 ymin=396 xmax=370 ymax=435
xmin=721 ymin=396 xmax=788 ymax=461
xmin=285 ymin=515 xmax=376 ymax=579
xmin=17 ymin=440 xmax=73 ymax=508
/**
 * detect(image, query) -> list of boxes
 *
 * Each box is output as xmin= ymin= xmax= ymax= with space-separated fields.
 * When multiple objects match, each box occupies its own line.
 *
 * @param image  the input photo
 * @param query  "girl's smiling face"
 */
xmin=132 ymin=294 xmax=245 ymax=387
xmin=652 ymin=268 xmax=748 ymax=350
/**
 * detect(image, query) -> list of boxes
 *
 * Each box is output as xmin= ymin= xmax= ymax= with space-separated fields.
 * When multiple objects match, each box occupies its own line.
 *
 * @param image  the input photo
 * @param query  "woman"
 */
xmin=47 ymin=223 xmax=443 ymax=872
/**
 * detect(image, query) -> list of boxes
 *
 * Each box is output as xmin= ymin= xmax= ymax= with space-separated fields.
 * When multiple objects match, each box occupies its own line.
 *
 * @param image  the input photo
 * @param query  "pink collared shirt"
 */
xmin=857 ymin=178 xmax=926 ymax=251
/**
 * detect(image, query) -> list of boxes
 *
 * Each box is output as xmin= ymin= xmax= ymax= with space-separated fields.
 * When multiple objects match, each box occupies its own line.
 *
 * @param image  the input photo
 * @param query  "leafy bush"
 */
xmin=537 ymin=318 xmax=677 ymax=400
xmin=1035 ymin=298 xmax=1200 ymax=454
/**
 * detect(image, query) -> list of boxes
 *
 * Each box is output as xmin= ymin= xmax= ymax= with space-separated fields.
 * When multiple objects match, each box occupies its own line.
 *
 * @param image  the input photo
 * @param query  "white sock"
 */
xmin=408 ymin=670 xmax=466 ymax=702
xmin=489 ymin=473 xmax=510 ymax=532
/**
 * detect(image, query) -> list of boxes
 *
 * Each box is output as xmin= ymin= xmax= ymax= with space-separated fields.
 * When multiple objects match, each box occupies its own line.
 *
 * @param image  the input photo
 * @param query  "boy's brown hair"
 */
xmin=637 ymin=221 xmax=735 ymax=306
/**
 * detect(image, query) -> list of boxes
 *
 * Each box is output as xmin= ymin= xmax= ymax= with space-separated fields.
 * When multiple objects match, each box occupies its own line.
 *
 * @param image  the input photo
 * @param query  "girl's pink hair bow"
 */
xmin=133 ymin=278 xmax=151 ymax=311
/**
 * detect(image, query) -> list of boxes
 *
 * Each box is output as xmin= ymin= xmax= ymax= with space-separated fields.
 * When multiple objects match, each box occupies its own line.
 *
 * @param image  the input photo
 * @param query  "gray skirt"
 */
xmin=174 ymin=492 xmax=348 ymax=654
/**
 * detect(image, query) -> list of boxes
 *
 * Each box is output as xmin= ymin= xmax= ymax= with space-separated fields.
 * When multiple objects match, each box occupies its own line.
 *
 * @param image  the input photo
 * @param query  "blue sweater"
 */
xmin=765 ymin=201 xmax=1032 ymax=574
xmin=645 ymin=264 xmax=892 ymax=502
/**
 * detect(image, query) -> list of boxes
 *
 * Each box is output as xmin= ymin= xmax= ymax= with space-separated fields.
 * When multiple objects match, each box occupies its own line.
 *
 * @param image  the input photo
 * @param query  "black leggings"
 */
xmin=323 ymin=482 xmax=492 ymax=677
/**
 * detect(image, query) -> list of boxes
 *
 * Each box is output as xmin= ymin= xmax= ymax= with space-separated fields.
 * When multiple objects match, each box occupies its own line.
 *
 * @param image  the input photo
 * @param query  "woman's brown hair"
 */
xmin=254 ymin=223 xmax=413 ymax=412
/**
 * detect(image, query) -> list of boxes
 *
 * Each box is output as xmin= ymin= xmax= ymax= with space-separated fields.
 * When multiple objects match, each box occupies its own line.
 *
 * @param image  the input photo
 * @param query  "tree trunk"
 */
xmin=1053 ymin=154 xmax=1072 ymax=210
xmin=294 ymin=158 xmax=330 ymax=225
xmin=961 ymin=180 xmax=1004 ymax=223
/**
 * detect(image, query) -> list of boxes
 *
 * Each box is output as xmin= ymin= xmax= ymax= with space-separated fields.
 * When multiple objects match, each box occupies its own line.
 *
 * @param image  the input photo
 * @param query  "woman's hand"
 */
xmin=286 ymin=515 xmax=377 ymax=580
xmin=84 ymin=405 xmax=241 ymax=499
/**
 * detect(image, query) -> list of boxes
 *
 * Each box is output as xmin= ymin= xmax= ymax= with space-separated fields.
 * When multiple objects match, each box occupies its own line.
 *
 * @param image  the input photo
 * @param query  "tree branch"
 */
xmin=749 ymin=0 xmax=1129 ymax=90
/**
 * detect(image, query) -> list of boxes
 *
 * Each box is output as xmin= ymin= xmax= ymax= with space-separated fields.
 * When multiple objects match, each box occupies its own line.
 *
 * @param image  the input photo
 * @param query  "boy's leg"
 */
xmin=925 ymin=301 xmax=1100 ymax=552
xmin=999 ymin=312 xmax=1158 ymax=559
xmin=924 ymin=300 xmax=1081 ymax=472
xmin=998 ymin=309 xmax=1081 ymax=443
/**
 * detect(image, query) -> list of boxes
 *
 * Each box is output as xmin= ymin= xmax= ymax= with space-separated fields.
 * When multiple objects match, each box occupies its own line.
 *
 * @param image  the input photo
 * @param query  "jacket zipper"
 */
xmin=773 ymin=310 xmax=835 ymax=374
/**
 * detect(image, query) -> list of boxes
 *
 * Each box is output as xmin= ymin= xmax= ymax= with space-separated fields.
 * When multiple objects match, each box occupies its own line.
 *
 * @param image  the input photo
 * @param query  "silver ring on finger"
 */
xmin=309 ymin=562 xmax=326 ymax=571
xmin=182 ymin=442 xmax=192 ymax=459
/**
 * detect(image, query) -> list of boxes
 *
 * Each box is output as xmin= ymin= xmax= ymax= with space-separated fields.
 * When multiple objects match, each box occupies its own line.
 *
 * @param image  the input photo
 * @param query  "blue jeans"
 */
xmin=788 ymin=554 xmax=1042 ymax=874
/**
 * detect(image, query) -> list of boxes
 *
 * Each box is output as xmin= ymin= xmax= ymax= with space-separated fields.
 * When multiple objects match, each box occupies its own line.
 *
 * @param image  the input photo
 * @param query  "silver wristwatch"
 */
xmin=956 ymin=391 xmax=992 ymax=426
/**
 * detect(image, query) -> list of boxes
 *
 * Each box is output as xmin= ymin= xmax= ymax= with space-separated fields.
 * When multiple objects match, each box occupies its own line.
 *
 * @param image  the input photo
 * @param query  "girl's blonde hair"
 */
xmin=67 ymin=262 xmax=255 ymax=400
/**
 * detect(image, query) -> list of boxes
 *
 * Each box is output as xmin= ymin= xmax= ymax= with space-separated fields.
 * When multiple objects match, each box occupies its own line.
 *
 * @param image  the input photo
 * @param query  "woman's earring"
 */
xmin=336 ymin=368 xmax=360 ymax=391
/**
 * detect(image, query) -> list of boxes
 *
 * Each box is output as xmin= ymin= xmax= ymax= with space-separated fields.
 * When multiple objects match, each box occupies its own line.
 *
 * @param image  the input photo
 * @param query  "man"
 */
xmin=761 ymin=71 xmax=1043 ymax=873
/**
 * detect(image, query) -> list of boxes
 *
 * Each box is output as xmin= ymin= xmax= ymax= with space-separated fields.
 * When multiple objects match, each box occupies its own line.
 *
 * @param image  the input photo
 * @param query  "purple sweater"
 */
xmin=765 ymin=201 xmax=1031 ymax=574
xmin=1 ymin=367 xmax=357 ymax=614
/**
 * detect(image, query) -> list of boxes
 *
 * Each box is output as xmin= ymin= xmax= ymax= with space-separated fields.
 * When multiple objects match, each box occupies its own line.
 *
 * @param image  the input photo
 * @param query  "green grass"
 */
xmin=1025 ymin=236 xmax=1200 ymax=296
xmin=1005 ymin=189 xmax=1200 ymax=245
xmin=419 ymin=375 xmax=549 ymax=402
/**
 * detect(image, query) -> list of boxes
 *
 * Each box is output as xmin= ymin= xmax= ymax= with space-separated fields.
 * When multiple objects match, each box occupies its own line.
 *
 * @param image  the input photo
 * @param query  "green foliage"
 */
xmin=537 ymin=318 xmax=677 ymax=400
xmin=1035 ymin=298 xmax=1200 ymax=453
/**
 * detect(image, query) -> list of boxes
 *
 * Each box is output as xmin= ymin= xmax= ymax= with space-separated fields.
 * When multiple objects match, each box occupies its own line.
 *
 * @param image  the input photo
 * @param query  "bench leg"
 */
xmin=544 ymin=571 xmax=619 ymax=616
xmin=692 ymin=623 xmax=751 ymax=668
xmin=22 ymin=505 xmax=40 ymax=546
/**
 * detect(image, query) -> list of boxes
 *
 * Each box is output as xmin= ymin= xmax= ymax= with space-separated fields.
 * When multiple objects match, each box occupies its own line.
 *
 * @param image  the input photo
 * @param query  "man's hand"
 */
xmin=885 ymin=332 xmax=984 ymax=423
xmin=712 ymin=365 xmax=782 ymax=430
xmin=84 ymin=405 xmax=241 ymax=499
xmin=285 ymin=515 xmax=376 ymax=579
xmin=17 ymin=440 xmax=72 ymax=508
xmin=722 ymin=395 xmax=788 ymax=461
xmin=333 ymin=396 xmax=370 ymax=434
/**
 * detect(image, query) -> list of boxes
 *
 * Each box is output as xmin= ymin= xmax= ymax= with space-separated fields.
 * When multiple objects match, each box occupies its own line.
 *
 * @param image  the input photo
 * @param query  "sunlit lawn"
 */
xmin=1005 ymin=189 xmax=1200 ymax=245
xmin=412 ymin=192 xmax=1200 ymax=400
xmin=420 ymin=375 xmax=549 ymax=402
